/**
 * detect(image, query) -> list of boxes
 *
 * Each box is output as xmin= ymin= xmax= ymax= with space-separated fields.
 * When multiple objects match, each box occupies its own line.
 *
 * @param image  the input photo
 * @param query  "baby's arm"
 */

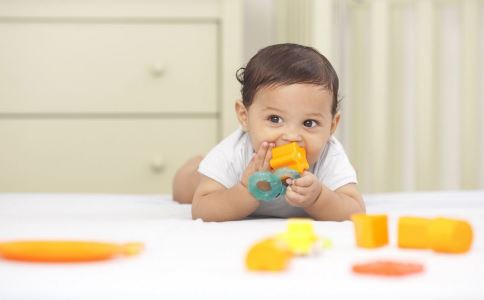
xmin=284 ymin=166 xmax=364 ymax=221
xmin=191 ymin=176 xmax=258 ymax=221
xmin=191 ymin=142 xmax=274 ymax=222
xmin=302 ymin=182 xmax=364 ymax=221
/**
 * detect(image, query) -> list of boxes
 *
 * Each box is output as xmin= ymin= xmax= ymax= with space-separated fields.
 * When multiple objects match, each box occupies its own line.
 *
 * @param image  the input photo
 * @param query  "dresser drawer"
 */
xmin=0 ymin=22 xmax=217 ymax=113
xmin=0 ymin=119 xmax=217 ymax=193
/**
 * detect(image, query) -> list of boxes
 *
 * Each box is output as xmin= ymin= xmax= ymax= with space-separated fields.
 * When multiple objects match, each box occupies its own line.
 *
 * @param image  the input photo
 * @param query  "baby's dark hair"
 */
xmin=236 ymin=43 xmax=340 ymax=116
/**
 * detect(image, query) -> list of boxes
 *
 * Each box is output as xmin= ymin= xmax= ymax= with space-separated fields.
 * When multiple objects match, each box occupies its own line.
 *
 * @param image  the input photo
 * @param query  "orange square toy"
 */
xmin=351 ymin=214 xmax=389 ymax=248
xmin=398 ymin=217 xmax=432 ymax=249
xmin=270 ymin=142 xmax=309 ymax=173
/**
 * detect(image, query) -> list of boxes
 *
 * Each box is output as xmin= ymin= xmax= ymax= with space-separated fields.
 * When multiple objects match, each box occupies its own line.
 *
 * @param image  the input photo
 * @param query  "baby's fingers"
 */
xmin=285 ymin=186 xmax=305 ymax=205
xmin=290 ymin=171 xmax=314 ymax=187
xmin=254 ymin=142 xmax=273 ymax=170
xmin=252 ymin=142 xmax=268 ymax=168
xmin=287 ymin=182 xmax=306 ymax=195
xmin=261 ymin=142 xmax=274 ymax=170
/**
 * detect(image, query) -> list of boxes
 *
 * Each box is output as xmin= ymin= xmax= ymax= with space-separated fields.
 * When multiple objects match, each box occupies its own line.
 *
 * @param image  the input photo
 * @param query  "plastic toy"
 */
xmin=398 ymin=217 xmax=473 ymax=253
xmin=248 ymin=171 xmax=285 ymax=201
xmin=248 ymin=142 xmax=309 ymax=201
xmin=277 ymin=218 xmax=321 ymax=255
xmin=245 ymin=238 xmax=293 ymax=271
xmin=246 ymin=218 xmax=331 ymax=272
xmin=352 ymin=260 xmax=424 ymax=276
xmin=397 ymin=217 xmax=432 ymax=249
xmin=0 ymin=240 xmax=144 ymax=262
xmin=270 ymin=142 xmax=309 ymax=173
xmin=351 ymin=214 xmax=388 ymax=248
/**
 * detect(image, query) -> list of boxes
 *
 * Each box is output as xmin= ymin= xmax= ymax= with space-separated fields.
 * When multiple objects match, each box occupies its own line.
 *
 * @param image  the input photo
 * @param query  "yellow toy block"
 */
xmin=397 ymin=217 xmax=432 ymax=249
xmin=245 ymin=238 xmax=293 ymax=272
xmin=277 ymin=218 xmax=318 ymax=255
xmin=270 ymin=142 xmax=309 ymax=173
xmin=428 ymin=218 xmax=473 ymax=253
xmin=398 ymin=217 xmax=473 ymax=253
xmin=351 ymin=214 xmax=389 ymax=248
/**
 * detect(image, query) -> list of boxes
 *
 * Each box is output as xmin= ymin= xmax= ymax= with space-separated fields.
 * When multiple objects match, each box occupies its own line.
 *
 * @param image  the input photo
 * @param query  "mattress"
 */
xmin=0 ymin=191 xmax=483 ymax=299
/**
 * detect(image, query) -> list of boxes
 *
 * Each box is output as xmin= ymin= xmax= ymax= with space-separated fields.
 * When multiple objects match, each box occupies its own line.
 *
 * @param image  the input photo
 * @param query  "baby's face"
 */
xmin=241 ymin=83 xmax=339 ymax=166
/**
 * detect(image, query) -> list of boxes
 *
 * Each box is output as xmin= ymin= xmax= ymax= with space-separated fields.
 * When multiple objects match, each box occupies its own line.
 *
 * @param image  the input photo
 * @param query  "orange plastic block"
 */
xmin=246 ymin=238 xmax=293 ymax=272
xmin=352 ymin=260 xmax=424 ymax=277
xmin=429 ymin=217 xmax=473 ymax=253
xmin=270 ymin=142 xmax=309 ymax=173
xmin=0 ymin=240 xmax=144 ymax=262
xmin=397 ymin=217 xmax=432 ymax=249
xmin=351 ymin=214 xmax=388 ymax=248
xmin=398 ymin=217 xmax=473 ymax=253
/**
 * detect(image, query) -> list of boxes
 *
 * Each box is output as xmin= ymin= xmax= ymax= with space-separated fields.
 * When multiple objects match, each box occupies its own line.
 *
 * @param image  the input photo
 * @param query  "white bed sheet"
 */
xmin=0 ymin=191 xmax=483 ymax=300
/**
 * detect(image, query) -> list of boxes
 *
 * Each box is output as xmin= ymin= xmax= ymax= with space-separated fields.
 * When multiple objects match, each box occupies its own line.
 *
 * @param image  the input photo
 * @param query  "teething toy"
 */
xmin=248 ymin=142 xmax=309 ymax=201
xmin=270 ymin=142 xmax=309 ymax=173
xmin=248 ymin=171 xmax=284 ymax=201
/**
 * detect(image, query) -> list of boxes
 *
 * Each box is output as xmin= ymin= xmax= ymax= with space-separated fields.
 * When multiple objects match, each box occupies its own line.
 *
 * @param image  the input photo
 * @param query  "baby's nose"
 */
xmin=282 ymin=132 xmax=302 ymax=142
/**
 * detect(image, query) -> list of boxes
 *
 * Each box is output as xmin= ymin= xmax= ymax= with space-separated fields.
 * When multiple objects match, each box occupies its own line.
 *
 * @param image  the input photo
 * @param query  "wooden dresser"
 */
xmin=0 ymin=0 xmax=243 ymax=193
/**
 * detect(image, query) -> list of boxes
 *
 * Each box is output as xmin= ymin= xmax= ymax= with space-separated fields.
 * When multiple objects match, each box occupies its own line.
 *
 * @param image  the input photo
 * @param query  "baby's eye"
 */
xmin=268 ymin=115 xmax=282 ymax=124
xmin=303 ymin=119 xmax=319 ymax=128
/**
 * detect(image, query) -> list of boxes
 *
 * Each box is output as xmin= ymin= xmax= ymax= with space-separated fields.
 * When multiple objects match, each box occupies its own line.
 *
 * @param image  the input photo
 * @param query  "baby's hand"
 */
xmin=240 ymin=142 xmax=275 ymax=187
xmin=285 ymin=171 xmax=322 ymax=208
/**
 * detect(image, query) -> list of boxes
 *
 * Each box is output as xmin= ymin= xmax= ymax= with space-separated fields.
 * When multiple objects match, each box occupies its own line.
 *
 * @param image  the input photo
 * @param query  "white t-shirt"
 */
xmin=198 ymin=129 xmax=357 ymax=218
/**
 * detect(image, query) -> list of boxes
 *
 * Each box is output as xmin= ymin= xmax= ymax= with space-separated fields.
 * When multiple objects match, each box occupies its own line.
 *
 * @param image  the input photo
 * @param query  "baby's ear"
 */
xmin=330 ymin=112 xmax=341 ymax=135
xmin=235 ymin=100 xmax=249 ymax=131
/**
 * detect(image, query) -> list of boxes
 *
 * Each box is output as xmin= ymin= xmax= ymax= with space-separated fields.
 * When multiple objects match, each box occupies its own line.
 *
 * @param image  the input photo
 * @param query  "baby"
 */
xmin=173 ymin=43 xmax=365 ymax=221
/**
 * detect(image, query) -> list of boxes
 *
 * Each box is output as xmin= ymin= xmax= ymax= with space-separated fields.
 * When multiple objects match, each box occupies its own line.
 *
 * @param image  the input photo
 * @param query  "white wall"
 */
xmin=244 ymin=0 xmax=484 ymax=193
xmin=243 ymin=0 xmax=276 ymax=62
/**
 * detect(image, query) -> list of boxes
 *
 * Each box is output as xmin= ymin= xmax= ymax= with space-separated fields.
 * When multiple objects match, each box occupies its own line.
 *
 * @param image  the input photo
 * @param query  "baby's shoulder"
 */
xmin=325 ymin=136 xmax=347 ymax=157
xmin=215 ymin=128 xmax=248 ymax=153
xmin=205 ymin=128 xmax=250 ymax=162
xmin=198 ymin=129 xmax=250 ymax=187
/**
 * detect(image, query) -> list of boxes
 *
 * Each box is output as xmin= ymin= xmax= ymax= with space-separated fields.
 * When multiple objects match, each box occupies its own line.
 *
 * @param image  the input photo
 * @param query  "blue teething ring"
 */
xmin=248 ymin=171 xmax=283 ymax=201
xmin=273 ymin=168 xmax=301 ymax=195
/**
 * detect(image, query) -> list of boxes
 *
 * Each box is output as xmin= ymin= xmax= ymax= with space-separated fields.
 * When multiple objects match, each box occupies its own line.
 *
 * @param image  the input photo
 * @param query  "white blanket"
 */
xmin=0 ymin=191 xmax=483 ymax=299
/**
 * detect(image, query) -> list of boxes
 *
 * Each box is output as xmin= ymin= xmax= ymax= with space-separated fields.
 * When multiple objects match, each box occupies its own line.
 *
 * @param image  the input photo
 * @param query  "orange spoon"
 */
xmin=0 ymin=240 xmax=144 ymax=262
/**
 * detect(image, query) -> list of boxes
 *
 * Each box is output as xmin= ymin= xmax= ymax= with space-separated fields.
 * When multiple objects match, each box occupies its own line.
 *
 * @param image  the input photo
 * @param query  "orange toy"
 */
xmin=0 ymin=240 xmax=144 ymax=262
xmin=245 ymin=238 xmax=293 ymax=272
xmin=351 ymin=214 xmax=388 ymax=248
xmin=270 ymin=142 xmax=309 ymax=173
xmin=397 ymin=217 xmax=431 ymax=249
xmin=398 ymin=217 xmax=473 ymax=253
xmin=352 ymin=260 xmax=424 ymax=276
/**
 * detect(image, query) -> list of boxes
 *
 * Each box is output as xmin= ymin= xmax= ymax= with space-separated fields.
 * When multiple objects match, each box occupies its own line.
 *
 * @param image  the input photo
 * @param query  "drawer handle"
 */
xmin=150 ymin=61 xmax=165 ymax=77
xmin=151 ymin=156 xmax=165 ymax=173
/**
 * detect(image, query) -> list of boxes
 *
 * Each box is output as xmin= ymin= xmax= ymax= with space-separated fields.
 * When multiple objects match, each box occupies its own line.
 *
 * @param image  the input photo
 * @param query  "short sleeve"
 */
xmin=315 ymin=137 xmax=358 ymax=191
xmin=197 ymin=129 xmax=247 ymax=188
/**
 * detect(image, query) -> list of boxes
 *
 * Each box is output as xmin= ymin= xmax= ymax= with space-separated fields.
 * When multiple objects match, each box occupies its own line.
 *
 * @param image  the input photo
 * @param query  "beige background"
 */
xmin=1 ymin=0 xmax=483 ymax=194
xmin=246 ymin=0 xmax=484 ymax=193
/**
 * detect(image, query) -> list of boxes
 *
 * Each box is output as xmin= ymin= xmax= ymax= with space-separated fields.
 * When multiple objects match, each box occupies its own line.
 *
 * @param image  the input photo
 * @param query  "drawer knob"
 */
xmin=150 ymin=62 xmax=165 ymax=77
xmin=151 ymin=156 xmax=166 ymax=173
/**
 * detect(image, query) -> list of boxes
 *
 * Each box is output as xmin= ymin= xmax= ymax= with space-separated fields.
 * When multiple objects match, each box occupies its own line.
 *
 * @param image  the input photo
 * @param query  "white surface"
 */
xmin=0 ymin=191 xmax=483 ymax=299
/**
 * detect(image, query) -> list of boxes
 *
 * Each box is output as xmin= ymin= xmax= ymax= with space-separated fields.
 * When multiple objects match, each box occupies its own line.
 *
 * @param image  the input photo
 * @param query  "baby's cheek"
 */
xmin=306 ymin=146 xmax=325 ymax=167
xmin=306 ymin=151 xmax=319 ymax=166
